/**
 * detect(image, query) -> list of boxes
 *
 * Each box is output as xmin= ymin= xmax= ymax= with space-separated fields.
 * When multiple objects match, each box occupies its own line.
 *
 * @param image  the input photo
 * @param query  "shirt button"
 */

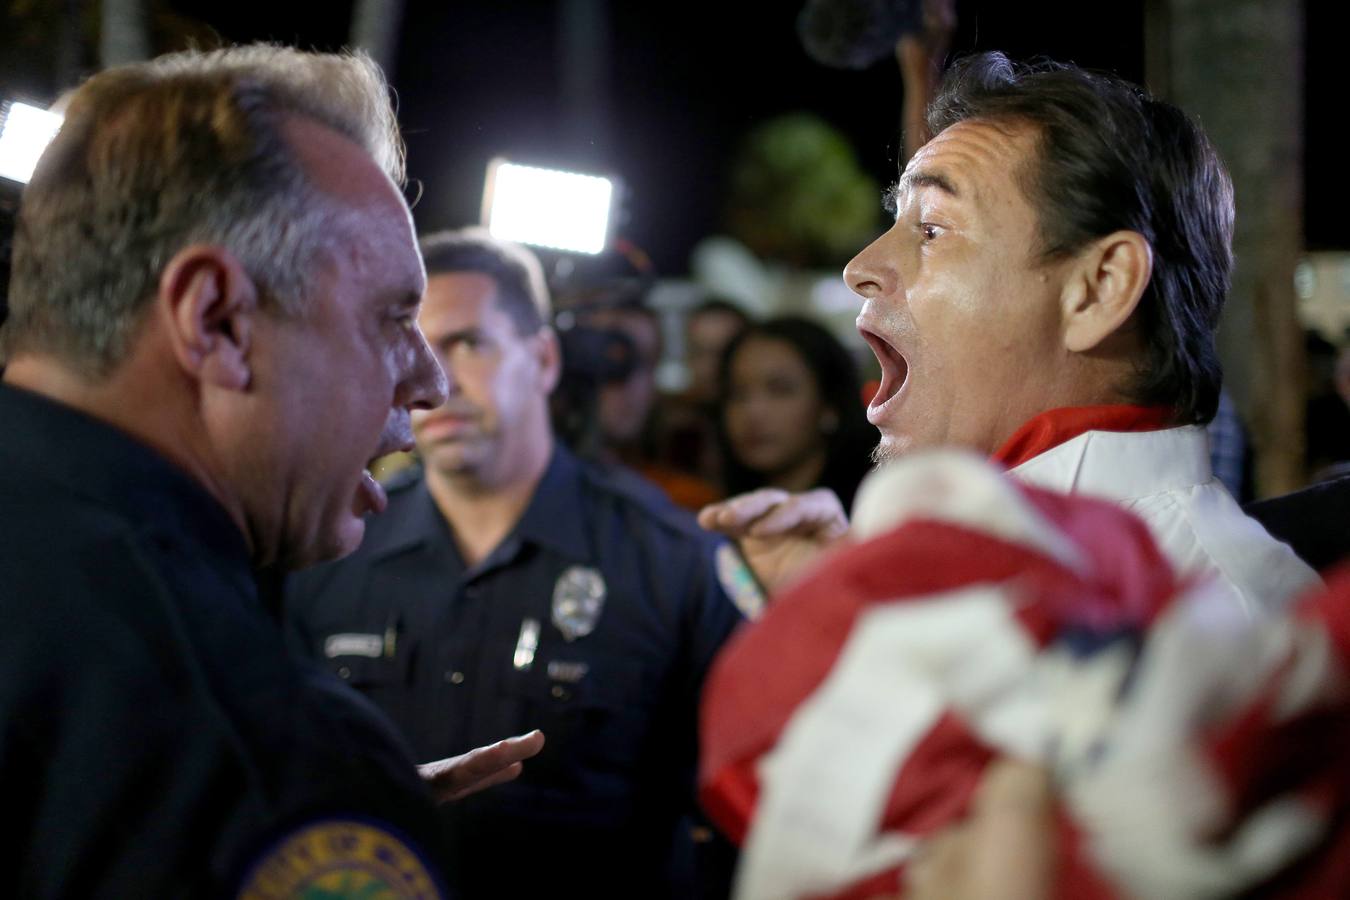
xmin=445 ymin=671 xmax=465 ymax=684
xmin=337 ymin=666 xmax=351 ymax=680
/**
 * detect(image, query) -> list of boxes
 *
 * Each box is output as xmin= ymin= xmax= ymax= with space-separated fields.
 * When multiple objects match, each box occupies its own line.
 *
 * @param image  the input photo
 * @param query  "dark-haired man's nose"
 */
xmin=844 ymin=232 xmax=899 ymax=301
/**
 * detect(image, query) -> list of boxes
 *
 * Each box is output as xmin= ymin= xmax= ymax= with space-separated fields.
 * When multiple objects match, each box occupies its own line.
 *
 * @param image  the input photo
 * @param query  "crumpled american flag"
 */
xmin=700 ymin=451 xmax=1350 ymax=899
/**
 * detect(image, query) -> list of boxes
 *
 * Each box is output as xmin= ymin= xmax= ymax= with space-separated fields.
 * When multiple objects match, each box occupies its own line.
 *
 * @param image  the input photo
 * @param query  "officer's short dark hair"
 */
xmin=419 ymin=228 xmax=550 ymax=335
xmin=928 ymin=52 xmax=1234 ymax=425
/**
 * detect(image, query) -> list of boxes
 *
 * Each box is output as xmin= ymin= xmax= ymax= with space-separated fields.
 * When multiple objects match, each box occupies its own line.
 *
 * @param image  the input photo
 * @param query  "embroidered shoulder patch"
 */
xmin=237 ymin=818 xmax=441 ymax=899
xmin=716 ymin=543 xmax=766 ymax=621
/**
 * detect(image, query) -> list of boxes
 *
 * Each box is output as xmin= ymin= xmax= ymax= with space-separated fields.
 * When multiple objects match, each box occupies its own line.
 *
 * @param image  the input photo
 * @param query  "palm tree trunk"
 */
xmin=350 ymin=0 xmax=406 ymax=79
xmin=1148 ymin=0 xmax=1307 ymax=496
xmin=100 ymin=0 xmax=149 ymax=67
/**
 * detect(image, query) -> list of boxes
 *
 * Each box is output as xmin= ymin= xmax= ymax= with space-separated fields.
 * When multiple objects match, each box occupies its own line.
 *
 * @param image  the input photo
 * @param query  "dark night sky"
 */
xmin=162 ymin=0 xmax=1150 ymax=273
xmin=4 ymin=1 xmax=1345 ymax=273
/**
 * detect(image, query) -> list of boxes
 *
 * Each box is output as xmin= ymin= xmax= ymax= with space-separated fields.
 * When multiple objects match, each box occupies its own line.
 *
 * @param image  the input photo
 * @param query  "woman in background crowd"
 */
xmin=719 ymin=316 xmax=875 ymax=511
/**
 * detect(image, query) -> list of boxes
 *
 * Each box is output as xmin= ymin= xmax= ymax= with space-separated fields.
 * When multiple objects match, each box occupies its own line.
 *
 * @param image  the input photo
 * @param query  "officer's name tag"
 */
xmin=324 ymin=633 xmax=384 ymax=659
xmin=547 ymin=660 xmax=589 ymax=683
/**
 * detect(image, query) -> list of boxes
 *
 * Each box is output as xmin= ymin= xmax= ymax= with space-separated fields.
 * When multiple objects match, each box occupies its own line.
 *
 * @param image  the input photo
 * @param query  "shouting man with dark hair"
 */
xmin=701 ymin=52 xmax=1318 ymax=611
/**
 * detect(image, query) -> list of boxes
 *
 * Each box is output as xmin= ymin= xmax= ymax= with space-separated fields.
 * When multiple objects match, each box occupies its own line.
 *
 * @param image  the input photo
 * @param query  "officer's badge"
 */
xmin=717 ymin=543 xmax=766 ymax=620
xmin=551 ymin=565 xmax=606 ymax=641
xmin=237 ymin=818 xmax=441 ymax=899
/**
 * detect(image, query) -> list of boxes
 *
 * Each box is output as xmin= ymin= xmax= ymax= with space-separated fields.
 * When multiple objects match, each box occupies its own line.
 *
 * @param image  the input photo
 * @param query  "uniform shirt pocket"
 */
xmin=512 ymin=661 xmax=658 ymax=790
xmin=319 ymin=631 xmax=417 ymax=734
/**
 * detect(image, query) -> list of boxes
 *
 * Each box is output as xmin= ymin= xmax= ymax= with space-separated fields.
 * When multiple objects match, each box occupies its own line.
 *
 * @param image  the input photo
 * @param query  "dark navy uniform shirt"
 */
xmin=0 ymin=384 xmax=448 ymax=898
xmin=285 ymin=445 xmax=747 ymax=897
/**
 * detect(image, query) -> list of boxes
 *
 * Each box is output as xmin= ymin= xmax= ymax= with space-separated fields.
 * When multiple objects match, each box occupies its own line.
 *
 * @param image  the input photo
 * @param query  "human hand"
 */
xmin=902 ymin=759 xmax=1054 ymax=900
xmin=698 ymin=487 xmax=850 ymax=594
xmin=417 ymin=730 xmax=545 ymax=804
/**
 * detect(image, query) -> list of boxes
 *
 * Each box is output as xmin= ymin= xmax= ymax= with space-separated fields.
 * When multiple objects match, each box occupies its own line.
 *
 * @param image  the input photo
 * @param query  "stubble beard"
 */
xmin=870 ymin=435 xmax=902 ymax=467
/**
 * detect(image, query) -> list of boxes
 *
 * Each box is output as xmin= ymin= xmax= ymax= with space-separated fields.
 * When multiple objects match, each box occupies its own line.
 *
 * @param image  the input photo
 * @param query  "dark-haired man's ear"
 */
xmin=1060 ymin=230 xmax=1153 ymax=354
xmin=157 ymin=245 xmax=258 ymax=391
xmin=535 ymin=326 xmax=563 ymax=395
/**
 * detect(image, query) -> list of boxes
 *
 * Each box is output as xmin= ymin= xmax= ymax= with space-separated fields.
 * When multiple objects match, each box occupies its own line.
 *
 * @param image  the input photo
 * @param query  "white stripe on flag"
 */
xmin=1065 ymin=581 xmax=1327 ymax=898
xmin=735 ymin=583 xmax=1040 ymax=900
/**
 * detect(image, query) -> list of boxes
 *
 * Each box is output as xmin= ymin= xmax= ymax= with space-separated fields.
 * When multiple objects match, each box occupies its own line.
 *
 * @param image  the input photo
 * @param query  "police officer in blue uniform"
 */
xmin=1 ymin=385 xmax=451 ymax=896
xmin=285 ymin=229 xmax=757 ymax=898
xmin=0 ymin=46 xmax=539 ymax=897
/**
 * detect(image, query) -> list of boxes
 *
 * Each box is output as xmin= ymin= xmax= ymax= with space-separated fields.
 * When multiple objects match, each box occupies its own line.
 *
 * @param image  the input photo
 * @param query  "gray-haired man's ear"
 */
xmin=158 ymin=244 xmax=259 ymax=391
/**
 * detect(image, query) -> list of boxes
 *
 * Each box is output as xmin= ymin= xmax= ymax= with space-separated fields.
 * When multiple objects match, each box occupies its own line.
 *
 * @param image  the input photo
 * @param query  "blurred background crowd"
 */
xmin=3 ymin=0 xmax=1347 ymax=510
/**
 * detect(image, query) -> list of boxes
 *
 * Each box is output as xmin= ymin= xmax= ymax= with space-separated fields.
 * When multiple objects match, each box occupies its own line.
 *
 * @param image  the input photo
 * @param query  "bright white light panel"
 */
xmin=484 ymin=160 xmax=613 ymax=255
xmin=0 ymin=102 xmax=63 ymax=184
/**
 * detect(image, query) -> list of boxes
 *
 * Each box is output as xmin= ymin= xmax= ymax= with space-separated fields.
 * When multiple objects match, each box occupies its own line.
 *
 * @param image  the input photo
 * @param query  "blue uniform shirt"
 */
xmin=0 ymin=383 xmax=448 ymax=898
xmin=285 ymin=444 xmax=748 ymax=897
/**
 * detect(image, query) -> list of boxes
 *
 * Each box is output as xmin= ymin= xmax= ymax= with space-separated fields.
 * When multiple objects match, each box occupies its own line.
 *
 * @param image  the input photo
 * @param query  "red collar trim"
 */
xmin=992 ymin=405 xmax=1176 ymax=470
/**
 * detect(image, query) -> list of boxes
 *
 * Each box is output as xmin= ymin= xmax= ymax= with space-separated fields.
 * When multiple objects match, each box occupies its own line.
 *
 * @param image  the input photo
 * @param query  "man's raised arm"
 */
xmin=698 ymin=487 xmax=851 ymax=594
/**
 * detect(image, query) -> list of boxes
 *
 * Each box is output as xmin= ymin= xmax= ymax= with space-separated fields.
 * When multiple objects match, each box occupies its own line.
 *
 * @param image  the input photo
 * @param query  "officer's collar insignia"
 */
xmin=551 ymin=565 xmax=606 ymax=642
xmin=236 ymin=818 xmax=441 ymax=899
xmin=717 ymin=543 xmax=766 ymax=620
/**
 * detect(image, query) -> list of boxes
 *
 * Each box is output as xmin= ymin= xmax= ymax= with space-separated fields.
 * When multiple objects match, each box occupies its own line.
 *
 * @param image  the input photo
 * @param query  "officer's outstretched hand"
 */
xmin=698 ymin=487 xmax=850 ymax=595
xmin=417 ymin=730 xmax=545 ymax=804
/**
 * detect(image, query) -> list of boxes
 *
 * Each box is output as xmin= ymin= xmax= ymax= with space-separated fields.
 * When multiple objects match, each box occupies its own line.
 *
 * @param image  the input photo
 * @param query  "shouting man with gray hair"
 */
xmin=0 ymin=45 xmax=540 ymax=896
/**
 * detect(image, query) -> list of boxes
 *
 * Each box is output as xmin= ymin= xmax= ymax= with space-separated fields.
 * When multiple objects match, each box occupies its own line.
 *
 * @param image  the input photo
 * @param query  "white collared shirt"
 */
xmin=1011 ymin=426 xmax=1321 ymax=613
